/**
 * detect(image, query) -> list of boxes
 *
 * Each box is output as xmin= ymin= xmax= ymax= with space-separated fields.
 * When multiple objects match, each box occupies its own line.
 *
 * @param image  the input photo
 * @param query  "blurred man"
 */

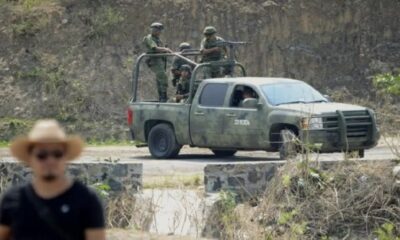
xmin=143 ymin=22 xmax=172 ymax=102
xmin=199 ymin=26 xmax=227 ymax=78
xmin=0 ymin=120 xmax=105 ymax=240
xmin=171 ymin=42 xmax=194 ymax=87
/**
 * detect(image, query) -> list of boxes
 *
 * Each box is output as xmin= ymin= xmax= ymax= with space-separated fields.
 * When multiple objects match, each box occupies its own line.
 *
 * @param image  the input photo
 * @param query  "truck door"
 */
xmin=190 ymin=83 xmax=229 ymax=147
xmin=220 ymin=85 xmax=267 ymax=149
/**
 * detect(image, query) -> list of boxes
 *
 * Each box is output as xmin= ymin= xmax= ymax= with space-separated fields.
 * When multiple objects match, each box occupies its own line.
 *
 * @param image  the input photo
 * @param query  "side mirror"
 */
xmin=241 ymin=98 xmax=260 ymax=108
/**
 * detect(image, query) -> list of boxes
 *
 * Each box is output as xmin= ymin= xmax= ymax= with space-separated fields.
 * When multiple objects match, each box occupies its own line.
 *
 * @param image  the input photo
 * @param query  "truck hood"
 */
xmin=275 ymin=102 xmax=367 ymax=115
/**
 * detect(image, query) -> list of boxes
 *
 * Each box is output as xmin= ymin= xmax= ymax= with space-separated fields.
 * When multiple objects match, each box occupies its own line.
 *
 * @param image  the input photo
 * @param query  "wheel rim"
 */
xmin=154 ymin=132 xmax=168 ymax=153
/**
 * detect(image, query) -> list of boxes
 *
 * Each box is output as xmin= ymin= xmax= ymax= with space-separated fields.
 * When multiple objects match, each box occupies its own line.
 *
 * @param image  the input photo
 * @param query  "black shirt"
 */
xmin=0 ymin=181 xmax=105 ymax=240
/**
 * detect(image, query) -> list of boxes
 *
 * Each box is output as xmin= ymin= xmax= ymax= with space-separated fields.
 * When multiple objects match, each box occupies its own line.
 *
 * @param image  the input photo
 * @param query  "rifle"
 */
xmin=214 ymin=40 xmax=248 ymax=62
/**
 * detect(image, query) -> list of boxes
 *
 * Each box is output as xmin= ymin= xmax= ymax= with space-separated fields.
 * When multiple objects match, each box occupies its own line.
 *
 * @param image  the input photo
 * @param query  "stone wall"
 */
xmin=204 ymin=163 xmax=279 ymax=196
xmin=204 ymin=160 xmax=397 ymax=197
xmin=0 ymin=161 xmax=142 ymax=195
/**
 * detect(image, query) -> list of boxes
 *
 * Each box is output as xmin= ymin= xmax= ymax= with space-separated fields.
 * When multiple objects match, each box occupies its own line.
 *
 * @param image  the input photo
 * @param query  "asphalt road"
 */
xmin=0 ymin=143 xmax=397 ymax=177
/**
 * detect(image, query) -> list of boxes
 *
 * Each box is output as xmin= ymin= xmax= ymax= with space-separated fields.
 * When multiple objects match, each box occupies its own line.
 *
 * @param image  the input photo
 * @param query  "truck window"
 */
xmin=199 ymin=83 xmax=228 ymax=107
xmin=230 ymin=85 xmax=259 ymax=107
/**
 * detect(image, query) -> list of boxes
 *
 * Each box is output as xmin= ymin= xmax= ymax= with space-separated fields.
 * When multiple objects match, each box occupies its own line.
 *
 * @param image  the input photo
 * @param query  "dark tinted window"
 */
xmin=199 ymin=83 xmax=228 ymax=107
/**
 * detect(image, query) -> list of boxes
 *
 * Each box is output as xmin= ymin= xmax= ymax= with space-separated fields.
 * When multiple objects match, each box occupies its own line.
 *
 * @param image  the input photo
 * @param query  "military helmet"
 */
xmin=203 ymin=26 xmax=217 ymax=35
xmin=180 ymin=64 xmax=192 ymax=72
xmin=179 ymin=42 xmax=191 ymax=51
xmin=150 ymin=22 xmax=164 ymax=30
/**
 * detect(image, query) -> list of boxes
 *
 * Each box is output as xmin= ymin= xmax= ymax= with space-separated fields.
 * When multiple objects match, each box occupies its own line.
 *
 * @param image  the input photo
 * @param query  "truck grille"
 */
xmin=323 ymin=110 xmax=372 ymax=142
xmin=342 ymin=110 xmax=372 ymax=139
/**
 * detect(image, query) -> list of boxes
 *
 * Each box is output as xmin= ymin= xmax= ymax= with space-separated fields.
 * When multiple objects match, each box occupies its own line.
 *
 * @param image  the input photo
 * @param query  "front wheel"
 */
xmin=211 ymin=150 xmax=237 ymax=157
xmin=148 ymin=123 xmax=181 ymax=159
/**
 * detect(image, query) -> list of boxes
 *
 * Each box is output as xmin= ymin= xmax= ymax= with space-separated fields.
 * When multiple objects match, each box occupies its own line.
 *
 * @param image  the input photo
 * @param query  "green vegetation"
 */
xmin=91 ymin=182 xmax=111 ymax=199
xmin=0 ymin=118 xmax=34 ymax=140
xmin=87 ymin=139 xmax=134 ymax=146
xmin=20 ymin=0 xmax=56 ymax=11
xmin=374 ymin=223 xmax=400 ymax=240
xmin=374 ymin=72 xmax=400 ymax=96
xmin=88 ymin=6 xmax=124 ymax=39
xmin=218 ymin=191 xmax=239 ymax=239
xmin=143 ymin=174 xmax=202 ymax=189
xmin=0 ymin=141 xmax=9 ymax=147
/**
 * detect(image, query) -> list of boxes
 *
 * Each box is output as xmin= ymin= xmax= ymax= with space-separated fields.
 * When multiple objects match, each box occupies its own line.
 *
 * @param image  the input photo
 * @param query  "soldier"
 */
xmin=199 ymin=26 xmax=227 ymax=78
xmin=143 ymin=22 xmax=172 ymax=102
xmin=239 ymin=87 xmax=258 ymax=107
xmin=176 ymin=64 xmax=192 ymax=102
xmin=171 ymin=42 xmax=194 ymax=87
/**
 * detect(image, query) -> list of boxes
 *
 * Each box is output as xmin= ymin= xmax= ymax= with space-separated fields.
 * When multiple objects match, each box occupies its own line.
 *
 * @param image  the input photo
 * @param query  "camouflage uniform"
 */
xmin=175 ymin=65 xmax=191 ymax=102
xmin=143 ymin=33 xmax=168 ymax=101
xmin=200 ymin=26 xmax=226 ymax=78
xmin=171 ymin=42 xmax=194 ymax=87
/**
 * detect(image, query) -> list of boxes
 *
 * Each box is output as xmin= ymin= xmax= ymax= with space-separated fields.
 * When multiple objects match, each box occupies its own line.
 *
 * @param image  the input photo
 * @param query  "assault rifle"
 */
xmin=215 ymin=40 xmax=248 ymax=62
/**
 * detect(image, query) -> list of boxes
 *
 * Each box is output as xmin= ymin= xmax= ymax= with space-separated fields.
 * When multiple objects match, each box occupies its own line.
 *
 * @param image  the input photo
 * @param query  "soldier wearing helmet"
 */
xmin=200 ymin=26 xmax=227 ymax=78
xmin=171 ymin=42 xmax=195 ymax=87
xmin=175 ymin=64 xmax=192 ymax=102
xmin=143 ymin=22 xmax=172 ymax=102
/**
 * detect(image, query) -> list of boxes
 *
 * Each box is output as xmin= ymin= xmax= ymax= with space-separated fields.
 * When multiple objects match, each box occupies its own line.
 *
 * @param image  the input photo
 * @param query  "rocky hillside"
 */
xmin=0 ymin=0 xmax=399 ymax=140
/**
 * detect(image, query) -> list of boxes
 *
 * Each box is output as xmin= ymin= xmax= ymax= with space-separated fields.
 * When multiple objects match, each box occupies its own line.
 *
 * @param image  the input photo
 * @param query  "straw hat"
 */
xmin=10 ymin=119 xmax=84 ymax=162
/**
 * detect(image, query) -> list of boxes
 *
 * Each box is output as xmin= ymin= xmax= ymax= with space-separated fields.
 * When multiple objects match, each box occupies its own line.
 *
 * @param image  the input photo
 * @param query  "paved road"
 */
xmin=1 ymin=143 xmax=395 ymax=177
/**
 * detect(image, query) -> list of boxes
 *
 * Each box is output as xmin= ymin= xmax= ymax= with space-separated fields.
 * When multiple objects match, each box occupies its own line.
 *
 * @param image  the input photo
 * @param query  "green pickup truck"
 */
xmin=127 ymin=52 xmax=379 ymax=159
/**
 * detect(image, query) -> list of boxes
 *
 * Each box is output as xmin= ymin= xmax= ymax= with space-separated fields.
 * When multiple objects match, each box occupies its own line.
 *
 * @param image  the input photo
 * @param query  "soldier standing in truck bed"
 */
xmin=143 ymin=22 xmax=172 ymax=102
xmin=199 ymin=26 xmax=227 ymax=78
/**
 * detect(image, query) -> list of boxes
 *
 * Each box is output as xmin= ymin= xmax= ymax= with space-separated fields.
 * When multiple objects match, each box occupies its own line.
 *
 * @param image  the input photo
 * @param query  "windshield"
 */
xmin=261 ymin=82 xmax=327 ymax=106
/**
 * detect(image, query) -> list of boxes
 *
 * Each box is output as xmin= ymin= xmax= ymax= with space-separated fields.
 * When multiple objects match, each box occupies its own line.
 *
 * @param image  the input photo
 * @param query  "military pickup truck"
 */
xmin=127 ymin=50 xmax=379 ymax=159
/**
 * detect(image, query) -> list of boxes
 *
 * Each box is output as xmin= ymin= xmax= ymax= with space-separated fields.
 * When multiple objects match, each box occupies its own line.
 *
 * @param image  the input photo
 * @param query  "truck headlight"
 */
xmin=301 ymin=117 xmax=323 ymax=130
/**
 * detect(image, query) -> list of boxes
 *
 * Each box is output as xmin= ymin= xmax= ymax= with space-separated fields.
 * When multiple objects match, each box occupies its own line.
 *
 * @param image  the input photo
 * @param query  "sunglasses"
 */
xmin=34 ymin=150 xmax=64 ymax=161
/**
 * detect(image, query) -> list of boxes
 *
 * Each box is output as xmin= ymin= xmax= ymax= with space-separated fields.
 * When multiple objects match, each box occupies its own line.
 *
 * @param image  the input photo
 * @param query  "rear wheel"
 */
xmin=211 ymin=150 xmax=237 ymax=157
xmin=148 ymin=123 xmax=181 ymax=159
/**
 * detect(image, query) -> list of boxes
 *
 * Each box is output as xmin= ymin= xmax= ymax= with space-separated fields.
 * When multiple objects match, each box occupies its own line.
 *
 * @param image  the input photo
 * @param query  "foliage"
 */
xmin=374 ymin=223 xmax=400 ymax=240
xmin=254 ymin=161 xmax=400 ymax=239
xmin=90 ymin=182 xmax=111 ymax=199
xmin=218 ymin=191 xmax=239 ymax=239
xmin=143 ymin=174 xmax=202 ymax=189
xmin=0 ymin=118 xmax=34 ymax=140
xmin=12 ymin=16 xmax=49 ymax=37
xmin=88 ymin=6 xmax=124 ymax=39
xmin=373 ymin=72 xmax=400 ymax=96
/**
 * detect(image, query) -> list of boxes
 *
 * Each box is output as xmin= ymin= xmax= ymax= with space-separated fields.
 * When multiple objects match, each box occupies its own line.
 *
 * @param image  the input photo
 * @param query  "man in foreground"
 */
xmin=0 ymin=119 xmax=105 ymax=240
xmin=143 ymin=22 xmax=173 ymax=102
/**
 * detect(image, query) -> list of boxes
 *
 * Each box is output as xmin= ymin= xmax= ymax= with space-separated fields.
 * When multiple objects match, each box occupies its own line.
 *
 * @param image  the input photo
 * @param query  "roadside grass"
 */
xmin=0 ymin=141 xmax=9 ymax=148
xmin=143 ymin=174 xmax=202 ymax=189
xmin=87 ymin=139 xmax=135 ymax=147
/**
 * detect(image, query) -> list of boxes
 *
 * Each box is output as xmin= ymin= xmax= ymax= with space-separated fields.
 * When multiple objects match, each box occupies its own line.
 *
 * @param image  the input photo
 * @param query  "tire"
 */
xmin=148 ymin=123 xmax=181 ymax=159
xmin=279 ymin=129 xmax=298 ymax=160
xmin=211 ymin=150 xmax=237 ymax=157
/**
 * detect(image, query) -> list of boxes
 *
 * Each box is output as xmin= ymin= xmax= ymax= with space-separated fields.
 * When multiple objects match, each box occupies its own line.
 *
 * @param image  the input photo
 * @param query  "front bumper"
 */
xmin=299 ymin=110 xmax=380 ymax=152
